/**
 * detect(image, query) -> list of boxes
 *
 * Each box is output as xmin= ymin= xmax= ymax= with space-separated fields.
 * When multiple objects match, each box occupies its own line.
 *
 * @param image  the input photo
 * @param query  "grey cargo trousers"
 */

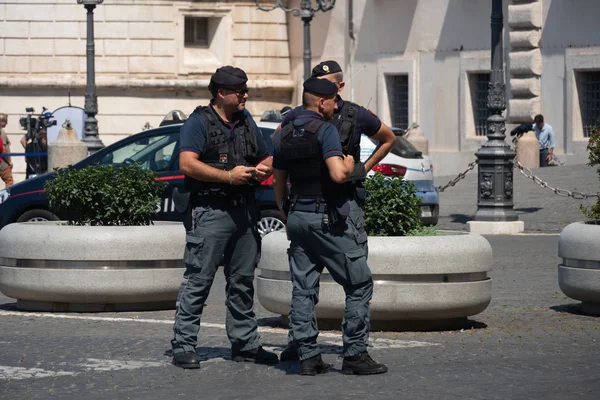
xmin=285 ymin=202 xmax=373 ymax=361
xmin=171 ymin=203 xmax=262 ymax=355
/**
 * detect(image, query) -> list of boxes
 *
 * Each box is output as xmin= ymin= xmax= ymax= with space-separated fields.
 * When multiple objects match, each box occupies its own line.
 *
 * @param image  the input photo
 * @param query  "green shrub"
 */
xmin=44 ymin=163 xmax=164 ymax=226
xmin=579 ymin=119 xmax=600 ymax=223
xmin=363 ymin=172 xmax=423 ymax=236
xmin=407 ymin=225 xmax=439 ymax=236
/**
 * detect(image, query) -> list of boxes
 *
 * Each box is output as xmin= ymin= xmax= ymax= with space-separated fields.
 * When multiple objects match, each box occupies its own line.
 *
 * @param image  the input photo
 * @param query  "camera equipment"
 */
xmin=19 ymin=107 xmax=55 ymax=178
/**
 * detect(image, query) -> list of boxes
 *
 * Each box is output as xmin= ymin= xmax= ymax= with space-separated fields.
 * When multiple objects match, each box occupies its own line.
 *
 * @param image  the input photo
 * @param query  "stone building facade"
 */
xmin=1 ymin=0 xmax=599 ymax=186
xmin=313 ymin=0 xmax=600 ymax=176
xmin=0 ymin=0 xmax=294 ymax=184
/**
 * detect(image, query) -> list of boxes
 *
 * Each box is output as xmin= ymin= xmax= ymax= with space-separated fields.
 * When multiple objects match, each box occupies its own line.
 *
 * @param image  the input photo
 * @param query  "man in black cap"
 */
xmin=272 ymin=77 xmax=388 ymax=376
xmin=277 ymin=61 xmax=396 ymax=361
xmin=171 ymin=65 xmax=278 ymax=369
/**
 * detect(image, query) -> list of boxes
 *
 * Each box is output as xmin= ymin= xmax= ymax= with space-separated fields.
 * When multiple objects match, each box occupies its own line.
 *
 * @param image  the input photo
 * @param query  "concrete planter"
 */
xmin=0 ymin=222 xmax=185 ymax=312
xmin=257 ymin=231 xmax=493 ymax=329
xmin=558 ymin=222 xmax=600 ymax=315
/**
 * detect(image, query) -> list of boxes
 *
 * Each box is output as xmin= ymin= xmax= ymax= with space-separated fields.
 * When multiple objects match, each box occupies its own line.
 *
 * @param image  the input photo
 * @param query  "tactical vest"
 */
xmin=332 ymin=101 xmax=360 ymax=160
xmin=184 ymin=106 xmax=260 ymax=197
xmin=279 ymin=118 xmax=342 ymax=200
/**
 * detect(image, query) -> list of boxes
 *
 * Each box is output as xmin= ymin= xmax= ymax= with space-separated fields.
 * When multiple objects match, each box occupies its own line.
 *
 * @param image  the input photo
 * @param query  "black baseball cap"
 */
xmin=210 ymin=66 xmax=248 ymax=87
xmin=311 ymin=60 xmax=342 ymax=77
xmin=303 ymin=77 xmax=338 ymax=96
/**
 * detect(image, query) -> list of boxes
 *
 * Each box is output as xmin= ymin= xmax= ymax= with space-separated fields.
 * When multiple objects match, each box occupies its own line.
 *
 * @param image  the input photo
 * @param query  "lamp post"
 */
xmin=472 ymin=0 xmax=519 ymax=225
xmin=77 ymin=0 xmax=104 ymax=153
xmin=255 ymin=0 xmax=336 ymax=80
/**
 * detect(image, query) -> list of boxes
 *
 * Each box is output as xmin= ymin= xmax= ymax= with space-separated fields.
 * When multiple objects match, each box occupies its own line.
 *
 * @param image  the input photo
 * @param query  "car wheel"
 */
xmin=17 ymin=209 xmax=60 ymax=223
xmin=258 ymin=209 xmax=286 ymax=238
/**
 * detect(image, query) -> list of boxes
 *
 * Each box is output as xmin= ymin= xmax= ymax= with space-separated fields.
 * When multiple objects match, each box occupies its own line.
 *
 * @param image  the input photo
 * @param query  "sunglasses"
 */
xmin=222 ymin=88 xmax=249 ymax=97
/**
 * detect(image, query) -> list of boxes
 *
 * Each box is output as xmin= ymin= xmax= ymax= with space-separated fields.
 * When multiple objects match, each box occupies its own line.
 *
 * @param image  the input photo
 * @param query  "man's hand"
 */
xmin=254 ymin=163 xmax=272 ymax=182
xmin=546 ymin=152 xmax=553 ymax=162
xmin=229 ymin=166 xmax=255 ymax=185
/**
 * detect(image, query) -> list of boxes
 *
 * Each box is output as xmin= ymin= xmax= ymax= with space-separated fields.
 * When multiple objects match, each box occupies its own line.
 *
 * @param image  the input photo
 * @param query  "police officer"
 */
xmin=278 ymin=60 xmax=396 ymax=361
xmin=272 ymin=77 xmax=388 ymax=376
xmin=171 ymin=66 xmax=279 ymax=369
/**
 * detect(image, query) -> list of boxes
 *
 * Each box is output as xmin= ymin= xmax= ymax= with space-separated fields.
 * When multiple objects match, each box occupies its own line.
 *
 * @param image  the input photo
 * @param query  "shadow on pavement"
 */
xmin=515 ymin=207 xmax=543 ymax=214
xmin=550 ymin=303 xmax=599 ymax=317
xmin=449 ymin=213 xmax=470 ymax=224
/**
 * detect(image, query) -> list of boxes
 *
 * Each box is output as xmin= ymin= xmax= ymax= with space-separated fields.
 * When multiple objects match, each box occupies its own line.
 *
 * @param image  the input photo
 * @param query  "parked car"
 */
xmin=0 ymin=122 xmax=287 ymax=236
xmin=360 ymin=133 xmax=439 ymax=225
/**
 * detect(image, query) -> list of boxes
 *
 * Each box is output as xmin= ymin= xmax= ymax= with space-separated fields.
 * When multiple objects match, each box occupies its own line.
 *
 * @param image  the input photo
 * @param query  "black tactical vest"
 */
xmin=332 ymin=101 xmax=360 ymax=160
xmin=279 ymin=118 xmax=342 ymax=200
xmin=184 ymin=106 xmax=260 ymax=197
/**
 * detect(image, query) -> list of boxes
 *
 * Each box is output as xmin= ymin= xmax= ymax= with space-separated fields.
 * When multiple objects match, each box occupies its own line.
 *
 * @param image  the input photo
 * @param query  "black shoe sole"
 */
xmin=173 ymin=362 xmax=201 ymax=369
xmin=300 ymin=366 xmax=329 ymax=376
xmin=341 ymin=366 xmax=388 ymax=375
xmin=232 ymin=356 xmax=279 ymax=365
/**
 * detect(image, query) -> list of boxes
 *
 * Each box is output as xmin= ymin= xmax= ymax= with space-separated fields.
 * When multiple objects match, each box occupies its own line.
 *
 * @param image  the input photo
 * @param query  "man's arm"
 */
xmin=273 ymin=168 xmax=289 ymax=217
xmin=180 ymin=151 xmax=254 ymax=185
xmin=363 ymin=122 xmax=396 ymax=172
xmin=325 ymin=155 xmax=355 ymax=183
xmin=548 ymin=125 xmax=556 ymax=156
xmin=20 ymin=135 xmax=27 ymax=149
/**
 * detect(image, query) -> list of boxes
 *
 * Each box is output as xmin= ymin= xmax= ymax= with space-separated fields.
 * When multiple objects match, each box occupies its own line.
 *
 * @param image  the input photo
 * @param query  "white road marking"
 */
xmin=78 ymin=358 xmax=166 ymax=372
xmin=0 ymin=310 xmax=438 ymax=347
xmin=0 ymin=366 xmax=76 ymax=380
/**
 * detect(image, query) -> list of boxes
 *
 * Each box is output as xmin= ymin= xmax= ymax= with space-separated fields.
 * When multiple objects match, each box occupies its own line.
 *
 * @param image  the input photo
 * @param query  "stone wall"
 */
xmin=508 ymin=0 xmax=542 ymax=123
xmin=0 ymin=0 xmax=294 ymax=186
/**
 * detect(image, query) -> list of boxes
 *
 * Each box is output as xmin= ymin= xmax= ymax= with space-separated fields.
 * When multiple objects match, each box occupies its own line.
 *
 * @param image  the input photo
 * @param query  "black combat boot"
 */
xmin=231 ymin=346 xmax=279 ymax=365
xmin=173 ymin=351 xmax=201 ymax=369
xmin=280 ymin=342 xmax=300 ymax=362
xmin=300 ymin=354 xmax=329 ymax=376
xmin=341 ymin=351 xmax=388 ymax=375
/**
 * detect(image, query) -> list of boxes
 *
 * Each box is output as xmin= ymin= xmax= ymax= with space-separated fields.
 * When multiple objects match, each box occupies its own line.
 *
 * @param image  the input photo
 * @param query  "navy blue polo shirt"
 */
xmin=281 ymin=96 xmax=382 ymax=138
xmin=273 ymin=109 xmax=343 ymax=170
xmin=179 ymin=104 xmax=270 ymax=161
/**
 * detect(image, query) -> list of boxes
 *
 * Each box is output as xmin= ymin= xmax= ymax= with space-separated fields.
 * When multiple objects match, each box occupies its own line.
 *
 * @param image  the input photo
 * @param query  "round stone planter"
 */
xmin=0 ymin=222 xmax=185 ymax=312
xmin=558 ymin=222 xmax=600 ymax=315
xmin=257 ymin=231 xmax=493 ymax=330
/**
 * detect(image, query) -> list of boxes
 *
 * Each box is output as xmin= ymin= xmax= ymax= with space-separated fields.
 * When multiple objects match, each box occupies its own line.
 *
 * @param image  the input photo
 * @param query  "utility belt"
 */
xmin=193 ymin=191 xmax=255 ymax=209
xmin=286 ymin=195 xmax=350 ymax=229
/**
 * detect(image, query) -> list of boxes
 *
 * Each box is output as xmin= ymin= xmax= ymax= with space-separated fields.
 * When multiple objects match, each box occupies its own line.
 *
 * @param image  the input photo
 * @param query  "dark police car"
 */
xmin=0 ymin=121 xmax=286 ymax=237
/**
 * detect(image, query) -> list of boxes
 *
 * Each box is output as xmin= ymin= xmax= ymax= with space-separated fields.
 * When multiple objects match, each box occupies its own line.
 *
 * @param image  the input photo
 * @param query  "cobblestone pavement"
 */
xmin=1 ymin=164 xmax=599 ymax=399
xmin=436 ymin=163 xmax=599 ymax=232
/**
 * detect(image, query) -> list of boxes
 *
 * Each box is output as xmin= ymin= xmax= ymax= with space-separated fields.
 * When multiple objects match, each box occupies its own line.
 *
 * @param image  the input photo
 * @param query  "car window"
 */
xmin=370 ymin=136 xmax=422 ymax=159
xmin=99 ymin=132 xmax=179 ymax=172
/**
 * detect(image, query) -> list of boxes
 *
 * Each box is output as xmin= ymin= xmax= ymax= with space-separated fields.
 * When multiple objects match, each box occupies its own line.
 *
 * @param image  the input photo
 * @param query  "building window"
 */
xmin=582 ymin=71 xmax=600 ymax=138
xmin=472 ymin=73 xmax=490 ymax=136
xmin=185 ymin=17 xmax=209 ymax=47
xmin=386 ymin=75 xmax=409 ymax=129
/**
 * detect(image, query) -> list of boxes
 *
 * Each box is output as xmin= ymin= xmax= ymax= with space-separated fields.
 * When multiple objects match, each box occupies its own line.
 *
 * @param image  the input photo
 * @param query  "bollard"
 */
xmin=516 ymin=130 xmax=540 ymax=169
xmin=404 ymin=123 xmax=429 ymax=155
xmin=48 ymin=120 xmax=88 ymax=170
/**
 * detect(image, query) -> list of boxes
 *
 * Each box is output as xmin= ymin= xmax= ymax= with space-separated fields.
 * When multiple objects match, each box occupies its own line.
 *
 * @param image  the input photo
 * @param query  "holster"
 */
xmin=172 ymin=187 xmax=191 ymax=214
xmin=327 ymin=200 xmax=350 ymax=227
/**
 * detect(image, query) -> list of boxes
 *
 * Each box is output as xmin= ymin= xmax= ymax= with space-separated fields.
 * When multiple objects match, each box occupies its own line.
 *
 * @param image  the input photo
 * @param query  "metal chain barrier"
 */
xmin=514 ymin=161 xmax=600 ymax=200
xmin=438 ymin=160 xmax=477 ymax=192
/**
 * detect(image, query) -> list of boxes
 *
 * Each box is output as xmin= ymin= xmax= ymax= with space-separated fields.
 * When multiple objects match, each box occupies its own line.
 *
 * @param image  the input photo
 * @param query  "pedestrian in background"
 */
xmin=170 ymin=66 xmax=278 ymax=370
xmin=532 ymin=114 xmax=556 ymax=167
xmin=0 ymin=113 xmax=14 ymax=187
xmin=272 ymin=77 xmax=388 ymax=376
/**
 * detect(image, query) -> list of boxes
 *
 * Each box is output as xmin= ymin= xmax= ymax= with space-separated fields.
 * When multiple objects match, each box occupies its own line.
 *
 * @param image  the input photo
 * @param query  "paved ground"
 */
xmin=0 ymin=163 xmax=599 ymax=399
xmin=436 ymin=163 xmax=599 ymax=232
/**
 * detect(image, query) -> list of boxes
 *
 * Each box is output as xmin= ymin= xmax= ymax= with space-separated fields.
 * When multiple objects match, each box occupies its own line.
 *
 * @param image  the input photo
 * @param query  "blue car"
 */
xmin=0 ymin=123 xmax=286 ymax=236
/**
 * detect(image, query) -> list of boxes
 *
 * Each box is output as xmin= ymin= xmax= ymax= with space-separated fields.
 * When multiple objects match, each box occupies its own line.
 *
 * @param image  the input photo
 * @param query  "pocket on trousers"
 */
xmin=344 ymin=248 xmax=372 ymax=286
xmin=184 ymin=235 xmax=204 ymax=266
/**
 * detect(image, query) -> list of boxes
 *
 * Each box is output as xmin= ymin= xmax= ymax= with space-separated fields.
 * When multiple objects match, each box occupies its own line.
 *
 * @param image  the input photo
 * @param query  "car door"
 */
xmin=97 ymin=129 xmax=183 ymax=222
